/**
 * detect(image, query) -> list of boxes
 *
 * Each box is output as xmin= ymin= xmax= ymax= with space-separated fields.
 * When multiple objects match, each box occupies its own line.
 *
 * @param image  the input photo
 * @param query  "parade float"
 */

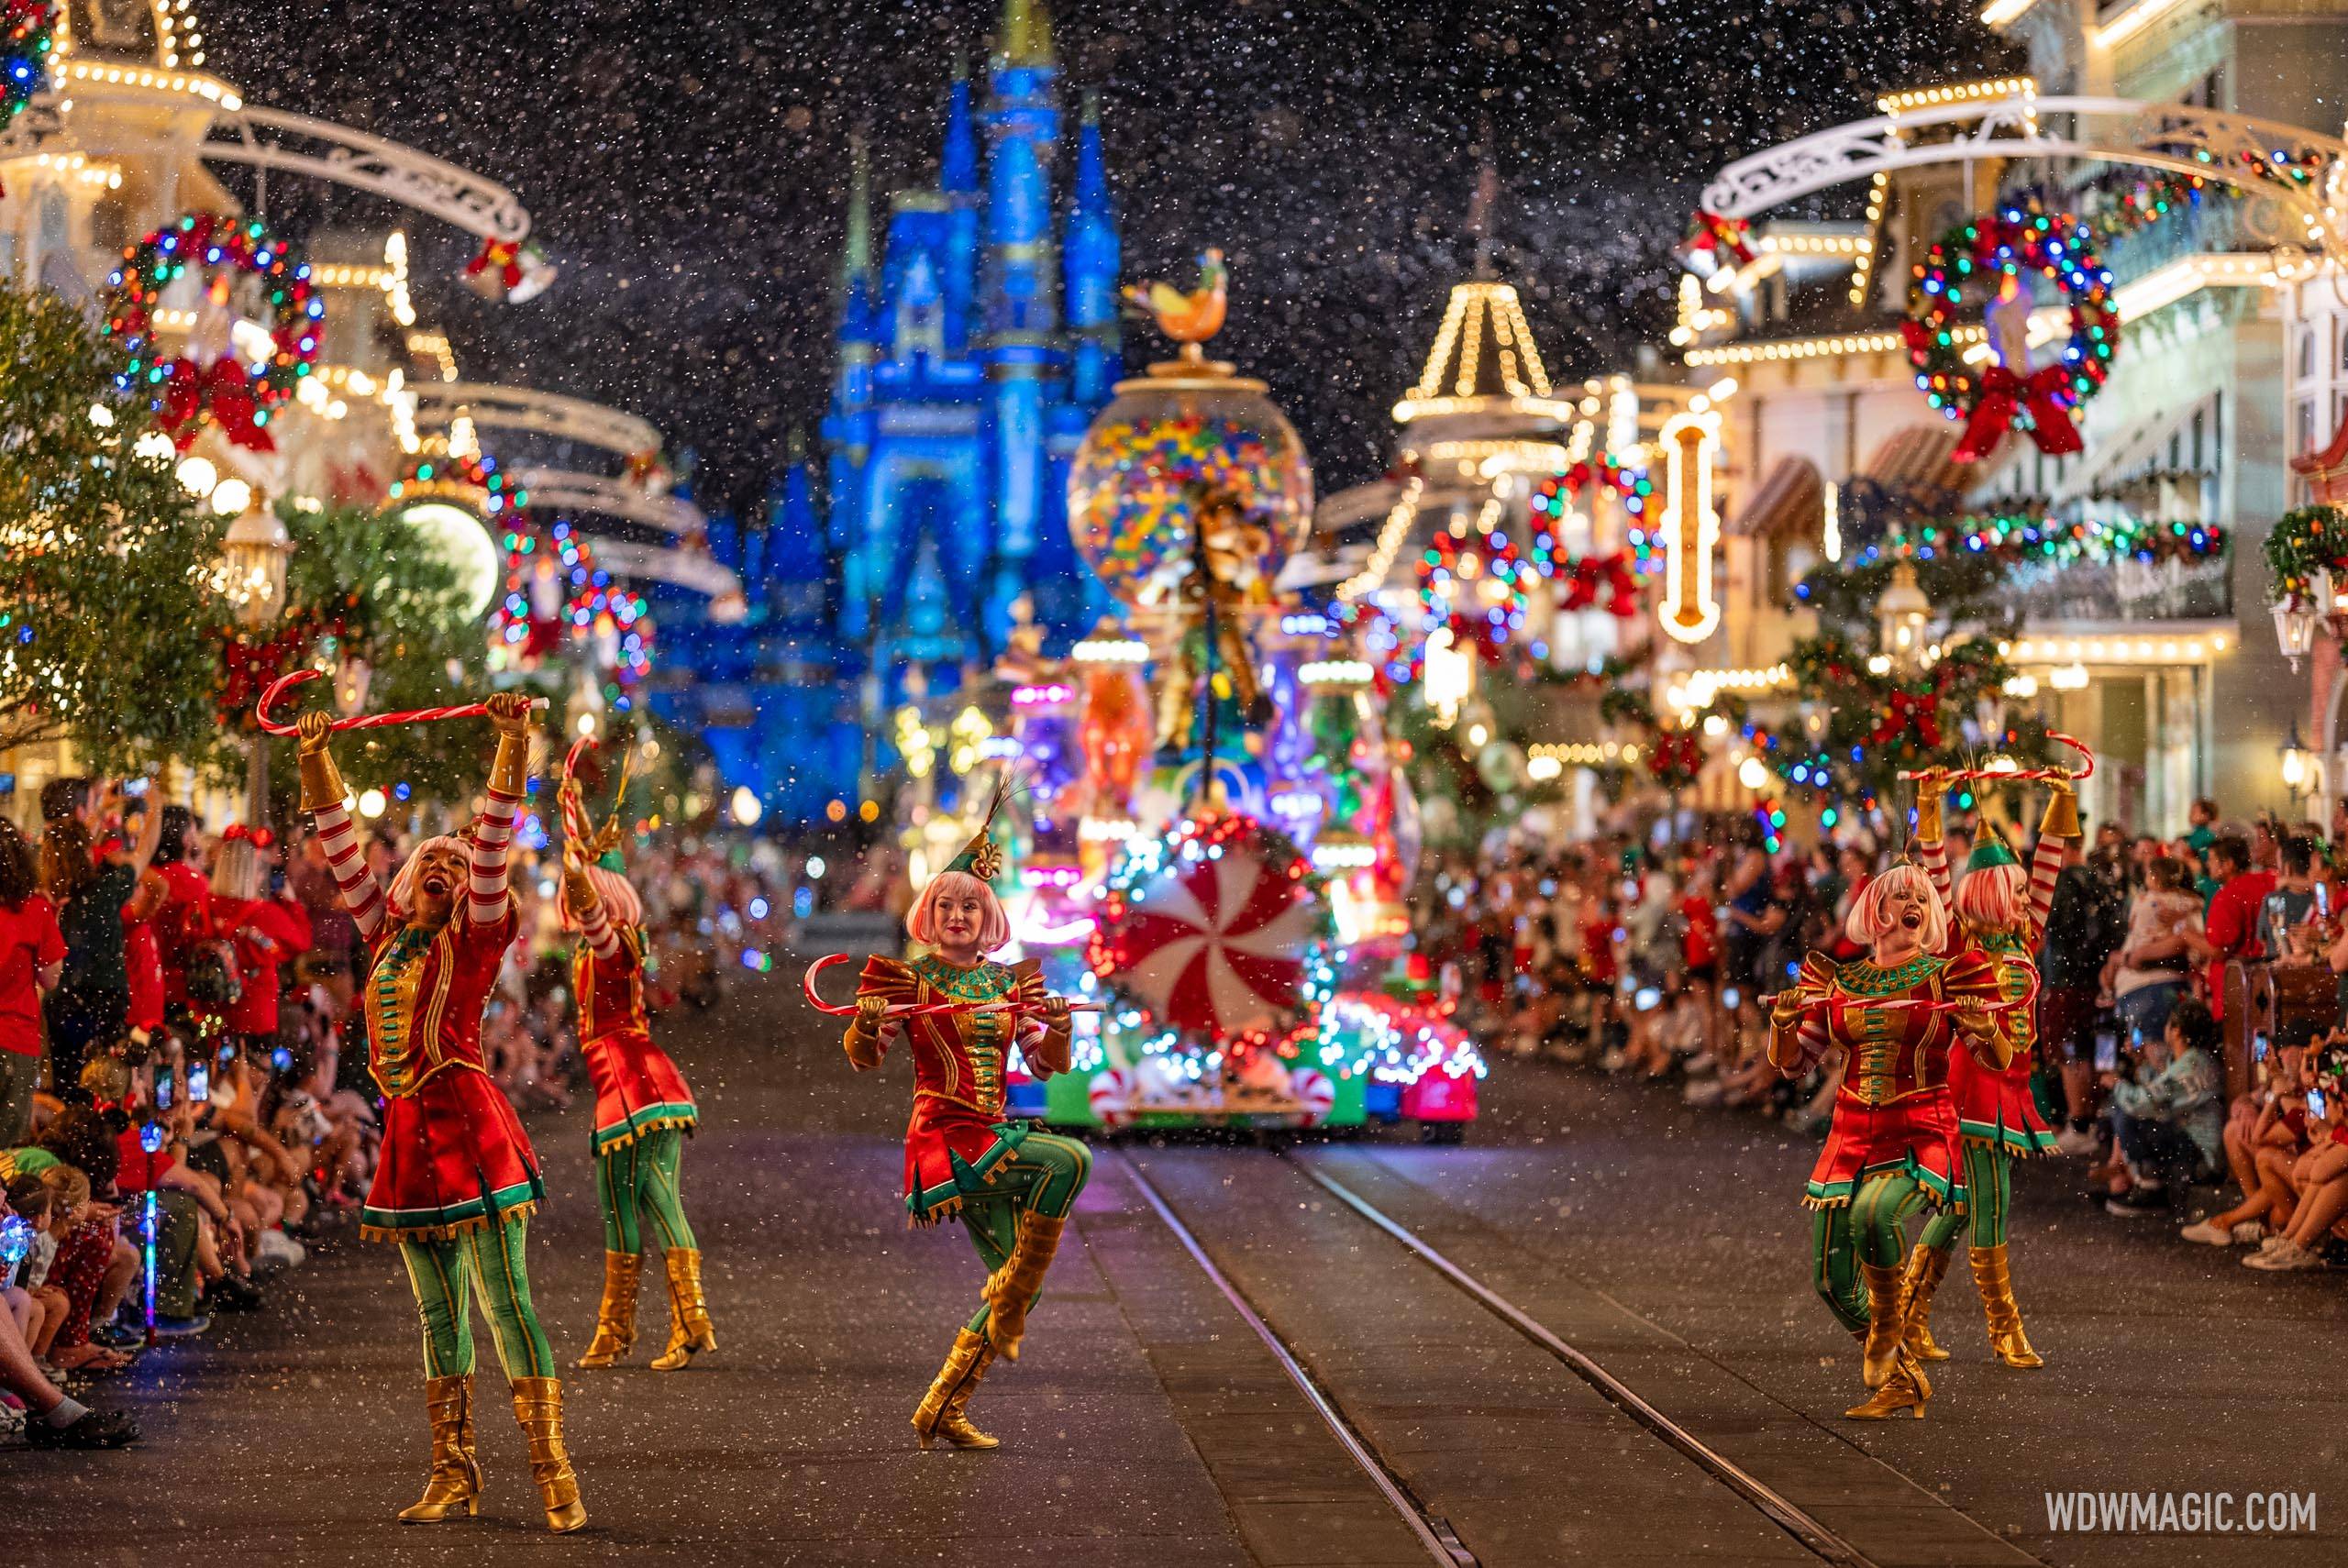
xmin=984 ymin=254 xmax=1480 ymax=1135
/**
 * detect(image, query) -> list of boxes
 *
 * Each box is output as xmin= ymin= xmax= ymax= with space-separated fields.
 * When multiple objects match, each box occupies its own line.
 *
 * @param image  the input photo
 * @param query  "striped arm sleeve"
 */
xmin=311 ymin=797 xmax=385 ymax=942
xmin=577 ymin=891 xmax=624 ymax=962
xmin=2024 ymin=826 xmax=2066 ymax=944
xmin=1917 ymin=834 xmax=1953 ymax=910
xmin=468 ymin=782 xmax=520 ymax=925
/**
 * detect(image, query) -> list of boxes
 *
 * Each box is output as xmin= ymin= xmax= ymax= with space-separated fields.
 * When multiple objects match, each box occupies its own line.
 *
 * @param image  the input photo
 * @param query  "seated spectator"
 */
xmin=0 ymin=1183 xmax=137 ymax=1448
xmin=2103 ymin=997 xmax=2225 ymax=1217
xmin=2187 ymin=1043 xmax=2311 ymax=1247
xmin=2243 ymin=1043 xmax=2348 ymax=1272
xmin=2106 ymin=856 xmax=2200 ymax=1043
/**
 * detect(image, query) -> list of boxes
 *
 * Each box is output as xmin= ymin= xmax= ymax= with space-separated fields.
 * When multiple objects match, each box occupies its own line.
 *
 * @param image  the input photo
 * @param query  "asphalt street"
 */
xmin=7 ymin=974 xmax=2344 ymax=1568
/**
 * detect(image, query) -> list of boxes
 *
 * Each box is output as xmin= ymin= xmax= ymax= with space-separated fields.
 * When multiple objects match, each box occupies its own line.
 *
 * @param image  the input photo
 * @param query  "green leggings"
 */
xmin=400 ymin=1214 xmax=557 ymax=1380
xmin=958 ymin=1131 xmax=1091 ymax=1334
xmin=1919 ymin=1143 xmax=2008 ymax=1250
xmin=1811 ymin=1172 xmax=1928 ymax=1334
xmin=594 ymin=1129 xmax=697 ymax=1256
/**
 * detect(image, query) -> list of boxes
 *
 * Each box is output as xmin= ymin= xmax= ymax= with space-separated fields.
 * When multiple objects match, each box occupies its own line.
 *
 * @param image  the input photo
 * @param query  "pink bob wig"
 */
xmin=1953 ymin=859 xmax=2027 ymax=935
xmin=906 ymin=869 xmax=1011 ymax=954
xmin=559 ymin=863 xmax=644 ymax=931
xmin=388 ymin=834 xmax=467 ymax=919
xmin=1844 ymin=862 xmax=1949 ymax=955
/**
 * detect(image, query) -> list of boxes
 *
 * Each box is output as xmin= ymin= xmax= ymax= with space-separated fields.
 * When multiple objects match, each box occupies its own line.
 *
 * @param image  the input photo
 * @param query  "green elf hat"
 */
xmin=943 ymin=771 xmax=1013 ymax=883
xmin=1966 ymin=829 xmax=2020 ymax=874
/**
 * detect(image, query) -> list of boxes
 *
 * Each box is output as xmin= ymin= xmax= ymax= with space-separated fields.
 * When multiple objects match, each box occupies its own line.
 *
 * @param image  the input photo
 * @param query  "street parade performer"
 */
xmin=1768 ymin=864 xmax=2004 ymax=1420
xmin=294 ymin=697 xmax=585 ymax=1532
xmin=1901 ymin=775 xmax=2079 ymax=1370
xmin=559 ymin=753 xmax=714 ymax=1373
xmin=836 ymin=780 xmax=1086 ymax=1450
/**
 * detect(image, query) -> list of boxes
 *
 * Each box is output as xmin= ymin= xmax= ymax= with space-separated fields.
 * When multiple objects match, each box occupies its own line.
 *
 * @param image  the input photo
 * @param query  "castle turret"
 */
xmin=826 ymin=136 xmax=880 ymax=637
xmin=941 ymin=59 xmax=981 ymax=356
xmin=1064 ymin=91 xmax=1121 ymax=408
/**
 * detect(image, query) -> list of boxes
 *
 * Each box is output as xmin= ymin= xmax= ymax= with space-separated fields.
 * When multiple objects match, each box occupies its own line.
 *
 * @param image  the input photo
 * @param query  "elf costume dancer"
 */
xmin=559 ymin=762 xmax=713 ymax=1373
xmin=295 ymin=699 xmax=585 ymax=1532
xmin=1769 ymin=865 xmax=2004 ymax=1420
xmin=1900 ymin=778 xmax=2077 ymax=1370
xmin=840 ymin=791 xmax=1083 ymax=1451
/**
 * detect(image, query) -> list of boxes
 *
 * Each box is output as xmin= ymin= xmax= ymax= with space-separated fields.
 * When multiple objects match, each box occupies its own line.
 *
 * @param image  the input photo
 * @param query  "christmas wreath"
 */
xmin=1901 ymin=207 xmax=2118 ymax=463
xmin=485 ymin=521 xmax=655 ymax=683
xmin=1417 ymin=527 xmax=1534 ymax=658
xmin=103 ymin=213 xmax=324 ymax=452
xmin=3 ymin=0 xmax=54 ymax=126
xmin=388 ymin=450 xmax=529 ymax=519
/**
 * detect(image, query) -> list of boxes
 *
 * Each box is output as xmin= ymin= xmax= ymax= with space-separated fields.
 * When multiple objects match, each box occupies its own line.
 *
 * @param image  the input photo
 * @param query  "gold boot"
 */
xmin=397 ymin=1375 xmax=482 ymax=1523
xmin=981 ymin=1212 xmax=1066 ymax=1363
xmin=575 ymin=1251 xmax=643 ymax=1370
xmin=649 ymin=1247 xmax=717 ymax=1371
xmin=510 ymin=1376 xmax=588 ymax=1534
xmin=1898 ymin=1242 xmax=1953 ymax=1363
xmin=911 ymin=1328 xmax=1001 ymax=1451
xmin=1857 ymin=1260 xmax=1906 ymax=1390
xmin=1844 ymin=1345 xmax=1932 ymax=1420
xmin=1971 ymin=1243 xmax=2043 ymax=1369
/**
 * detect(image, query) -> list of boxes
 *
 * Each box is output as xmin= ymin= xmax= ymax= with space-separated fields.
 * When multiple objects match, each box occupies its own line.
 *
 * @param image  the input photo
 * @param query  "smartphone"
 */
xmin=2318 ymin=884 xmax=2331 ymax=921
xmin=1722 ymin=987 xmax=1742 ymax=1010
xmin=2310 ymin=1087 xmax=2331 ymax=1120
xmin=187 ymin=1061 xmax=210 ymax=1105
xmin=2254 ymin=1031 xmax=2272 ymax=1064
xmin=271 ymin=1046 xmax=294 ymax=1074
xmin=216 ymin=1042 xmax=238 ymax=1065
xmin=1634 ymin=987 xmax=1662 ymax=1013
xmin=153 ymin=1064 xmax=174 ymax=1110
xmin=124 ymin=778 xmax=149 ymax=798
xmin=2093 ymin=1030 xmax=2120 ymax=1074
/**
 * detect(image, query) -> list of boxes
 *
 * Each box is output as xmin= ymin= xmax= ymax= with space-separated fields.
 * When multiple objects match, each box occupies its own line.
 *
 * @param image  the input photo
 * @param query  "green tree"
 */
xmin=0 ymin=281 xmax=228 ymax=775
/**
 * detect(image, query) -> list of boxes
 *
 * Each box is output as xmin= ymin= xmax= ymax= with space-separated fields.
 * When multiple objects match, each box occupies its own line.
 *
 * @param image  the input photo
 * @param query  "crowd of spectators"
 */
xmin=1423 ymin=792 xmax=2348 ymax=1273
xmin=1 ymin=774 xmax=792 ymax=1452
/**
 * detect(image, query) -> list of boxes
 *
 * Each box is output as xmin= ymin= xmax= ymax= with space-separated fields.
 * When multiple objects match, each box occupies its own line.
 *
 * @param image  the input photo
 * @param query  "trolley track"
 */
xmin=1119 ymin=1142 xmax=1917 ymax=1568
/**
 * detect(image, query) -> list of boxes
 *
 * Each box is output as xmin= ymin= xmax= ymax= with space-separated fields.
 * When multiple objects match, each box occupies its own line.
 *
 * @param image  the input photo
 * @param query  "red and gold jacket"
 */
xmin=364 ymin=903 xmax=516 ymax=1099
xmin=845 ymin=954 xmax=1071 ymax=1220
xmin=572 ymin=922 xmax=698 ymax=1154
xmin=1767 ymin=948 xmax=2006 ymax=1104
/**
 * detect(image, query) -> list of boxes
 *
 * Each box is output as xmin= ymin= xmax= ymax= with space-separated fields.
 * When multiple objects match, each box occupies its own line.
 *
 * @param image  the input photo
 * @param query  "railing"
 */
xmin=2005 ymin=550 xmax=2232 ymax=622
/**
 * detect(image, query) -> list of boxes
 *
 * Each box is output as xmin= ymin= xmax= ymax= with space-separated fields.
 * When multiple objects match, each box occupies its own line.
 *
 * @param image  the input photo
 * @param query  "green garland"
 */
xmin=2265 ymin=504 xmax=2348 ymax=604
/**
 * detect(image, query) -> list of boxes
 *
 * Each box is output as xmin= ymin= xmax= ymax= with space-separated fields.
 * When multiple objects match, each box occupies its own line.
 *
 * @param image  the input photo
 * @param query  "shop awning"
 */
xmin=1727 ymin=456 xmax=1823 ymax=539
xmin=1863 ymin=424 xmax=1975 ymax=500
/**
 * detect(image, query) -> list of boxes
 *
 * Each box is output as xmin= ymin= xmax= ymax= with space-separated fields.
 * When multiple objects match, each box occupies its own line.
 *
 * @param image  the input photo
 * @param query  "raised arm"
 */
xmin=562 ymin=838 xmax=624 ymax=963
xmin=1767 ymin=954 xmax=1835 ymax=1076
xmin=296 ymin=712 xmax=384 ymax=942
xmin=467 ymin=692 xmax=535 ymax=929
xmin=2023 ymin=781 xmax=2079 ymax=944
xmin=126 ymin=782 xmax=163 ymax=878
xmin=1913 ymin=774 xmax=1954 ymax=910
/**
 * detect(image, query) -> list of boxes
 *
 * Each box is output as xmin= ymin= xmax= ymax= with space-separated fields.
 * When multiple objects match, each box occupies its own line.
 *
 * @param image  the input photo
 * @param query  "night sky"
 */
xmin=205 ymin=0 xmax=2016 ymax=518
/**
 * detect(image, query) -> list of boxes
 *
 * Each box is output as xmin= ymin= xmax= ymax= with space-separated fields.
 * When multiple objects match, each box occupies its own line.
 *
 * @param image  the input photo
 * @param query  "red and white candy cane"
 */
xmin=1897 ymin=731 xmax=2095 ymax=784
xmin=1767 ymin=960 xmax=2041 ymax=1018
xmin=254 ymin=668 xmax=548 ymax=737
xmin=802 ymin=953 xmax=1102 ymax=1023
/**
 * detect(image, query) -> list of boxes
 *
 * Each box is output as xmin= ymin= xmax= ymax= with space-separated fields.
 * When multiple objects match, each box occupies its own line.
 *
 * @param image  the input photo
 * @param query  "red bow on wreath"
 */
xmin=1869 ymin=690 xmax=1943 ymax=750
xmin=161 ymin=357 xmax=273 ymax=453
xmin=1952 ymin=363 xmax=2084 ymax=463
xmin=1681 ymin=211 xmax=1755 ymax=268
xmin=467 ymin=238 xmax=524 ymax=290
xmin=1562 ymin=553 xmax=1641 ymax=619
xmin=221 ymin=823 xmax=276 ymax=851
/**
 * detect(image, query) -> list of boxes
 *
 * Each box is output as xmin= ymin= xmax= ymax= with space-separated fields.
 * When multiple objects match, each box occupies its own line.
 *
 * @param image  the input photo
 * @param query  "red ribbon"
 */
xmin=1683 ymin=211 xmax=1755 ymax=267
xmin=160 ymin=357 xmax=274 ymax=453
xmin=1562 ymin=553 xmax=1640 ymax=618
xmin=466 ymin=238 xmax=523 ymax=291
xmin=221 ymin=823 xmax=276 ymax=850
xmin=1952 ymin=363 xmax=2081 ymax=463
xmin=1870 ymin=690 xmax=1943 ymax=750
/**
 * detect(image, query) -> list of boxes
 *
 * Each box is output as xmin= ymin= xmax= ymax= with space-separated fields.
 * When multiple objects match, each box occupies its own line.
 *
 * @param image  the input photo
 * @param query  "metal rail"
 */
xmin=1282 ymin=1153 xmax=1888 ymax=1568
xmin=1115 ymin=1151 xmax=1479 ymax=1568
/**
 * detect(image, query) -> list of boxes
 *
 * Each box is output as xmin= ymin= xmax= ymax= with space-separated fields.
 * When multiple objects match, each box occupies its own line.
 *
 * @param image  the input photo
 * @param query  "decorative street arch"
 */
xmin=1702 ymin=94 xmax=2348 ymax=265
xmin=411 ymin=382 xmax=662 ymax=459
xmin=515 ymin=468 xmax=707 ymax=540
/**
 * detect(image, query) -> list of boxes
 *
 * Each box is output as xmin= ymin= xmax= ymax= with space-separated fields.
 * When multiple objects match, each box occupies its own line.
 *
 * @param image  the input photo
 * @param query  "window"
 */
xmin=2191 ymin=408 xmax=2205 ymax=470
xmin=2299 ymin=328 xmax=2318 ymax=380
xmin=2298 ymin=398 xmax=2317 ymax=456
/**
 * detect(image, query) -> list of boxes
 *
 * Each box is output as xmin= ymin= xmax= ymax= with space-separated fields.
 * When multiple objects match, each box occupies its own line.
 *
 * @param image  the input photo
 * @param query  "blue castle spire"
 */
xmin=1064 ymin=90 xmax=1122 ymax=407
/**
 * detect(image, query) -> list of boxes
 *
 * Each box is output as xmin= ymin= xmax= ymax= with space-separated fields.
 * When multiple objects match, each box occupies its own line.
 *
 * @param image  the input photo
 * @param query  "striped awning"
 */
xmin=1863 ymin=424 xmax=1977 ymax=498
xmin=1728 ymin=456 xmax=1823 ymax=540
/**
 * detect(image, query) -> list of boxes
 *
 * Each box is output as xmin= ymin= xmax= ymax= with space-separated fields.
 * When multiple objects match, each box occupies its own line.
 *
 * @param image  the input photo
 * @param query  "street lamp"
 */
xmin=1876 ymin=560 xmax=1932 ymax=675
xmin=220 ymin=502 xmax=291 ymax=631
xmin=220 ymin=501 xmax=291 ymax=824
xmin=2281 ymin=720 xmax=2320 ymax=805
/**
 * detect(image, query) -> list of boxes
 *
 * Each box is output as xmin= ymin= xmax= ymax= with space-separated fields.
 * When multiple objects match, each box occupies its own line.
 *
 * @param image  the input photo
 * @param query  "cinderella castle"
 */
xmin=650 ymin=0 xmax=1124 ymax=821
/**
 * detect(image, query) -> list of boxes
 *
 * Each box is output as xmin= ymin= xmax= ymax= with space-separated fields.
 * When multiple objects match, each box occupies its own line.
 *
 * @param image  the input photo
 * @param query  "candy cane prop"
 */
xmin=802 ymin=953 xmax=1103 ymax=1021
xmin=1765 ymin=961 xmax=2041 ymax=1018
xmin=1897 ymin=731 xmax=2095 ymax=784
xmin=253 ymin=668 xmax=548 ymax=736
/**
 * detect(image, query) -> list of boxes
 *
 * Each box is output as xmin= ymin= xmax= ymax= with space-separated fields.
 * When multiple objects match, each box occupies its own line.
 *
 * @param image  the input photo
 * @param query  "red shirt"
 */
xmin=0 ymin=896 xmax=65 ymax=1056
xmin=2204 ymin=869 xmax=2277 ymax=1017
xmin=1680 ymin=895 xmax=1720 ymax=970
xmin=212 ymin=894 xmax=313 ymax=1035
xmin=1580 ymin=910 xmax=1618 ymax=984
xmin=152 ymin=862 xmax=211 ymax=1005
xmin=113 ymin=1124 xmax=170 ymax=1195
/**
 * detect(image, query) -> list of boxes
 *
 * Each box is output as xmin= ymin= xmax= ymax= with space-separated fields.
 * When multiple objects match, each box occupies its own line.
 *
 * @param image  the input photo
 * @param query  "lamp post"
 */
xmin=221 ymin=501 xmax=292 ymax=825
xmin=2279 ymin=720 xmax=2319 ymax=811
xmin=1875 ymin=560 xmax=1933 ymax=676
